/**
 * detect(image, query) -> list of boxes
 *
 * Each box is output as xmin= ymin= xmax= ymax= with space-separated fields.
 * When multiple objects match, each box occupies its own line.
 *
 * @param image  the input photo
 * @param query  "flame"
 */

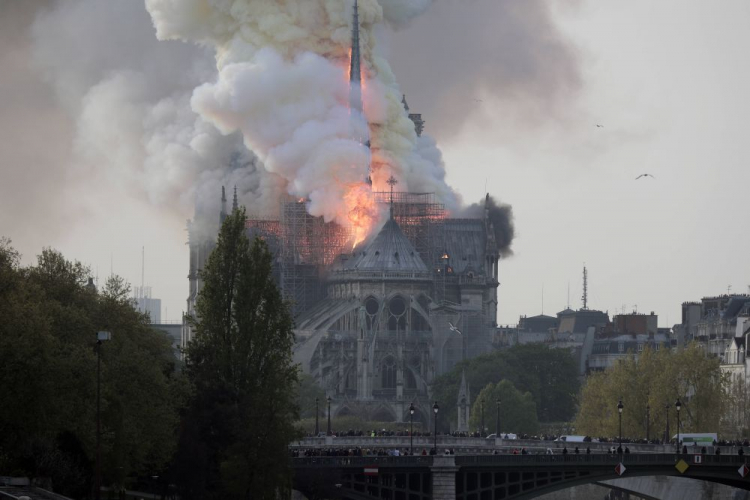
xmin=345 ymin=183 xmax=376 ymax=249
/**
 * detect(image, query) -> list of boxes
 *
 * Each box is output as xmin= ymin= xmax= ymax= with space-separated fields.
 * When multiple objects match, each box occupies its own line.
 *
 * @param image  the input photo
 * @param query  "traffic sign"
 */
xmin=364 ymin=466 xmax=379 ymax=476
xmin=675 ymin=459 xmax=689 ymax=474
xmin=615 ymin=463 xmax=626 ymax=476
xmin=738 ymin=464 xmax=749 ymax=478
xmin=693 ymin=455 xmax=702 ymax=464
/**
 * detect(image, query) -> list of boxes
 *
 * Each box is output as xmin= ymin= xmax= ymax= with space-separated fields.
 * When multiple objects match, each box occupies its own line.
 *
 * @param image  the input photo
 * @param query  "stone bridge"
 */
xmin=292 ymin=453 xmax=750 ymax=500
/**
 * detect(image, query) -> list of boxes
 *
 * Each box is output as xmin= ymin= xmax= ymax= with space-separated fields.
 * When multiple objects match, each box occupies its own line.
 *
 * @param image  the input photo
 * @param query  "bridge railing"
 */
xmin=294 ymin=455 xmax=433 ymax=467
xmin=453 ymin=453 xmax=746 ymax=467
xmin=293 ymin=453 xmax=747 ymax=468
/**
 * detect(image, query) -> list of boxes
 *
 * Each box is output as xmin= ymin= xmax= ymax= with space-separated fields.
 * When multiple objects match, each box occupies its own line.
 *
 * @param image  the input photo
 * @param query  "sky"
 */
xmin=1 ymin=0 xmax=748 ymax=326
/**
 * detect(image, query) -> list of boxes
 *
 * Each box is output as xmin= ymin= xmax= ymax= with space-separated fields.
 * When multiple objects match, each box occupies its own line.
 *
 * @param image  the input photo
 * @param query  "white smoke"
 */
xmin=146 ymin=0 xmax=462 ymax=227
xmin=29 ymin=0 xmax=284 ymax=225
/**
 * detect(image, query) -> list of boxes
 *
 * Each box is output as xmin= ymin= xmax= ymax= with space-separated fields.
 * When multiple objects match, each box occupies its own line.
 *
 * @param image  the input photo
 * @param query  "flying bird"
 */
xmin=595 ymin=124 xmax=604 ymax=128
xmin=635 ymin=174 xmax=656 ymax=180
xmin=448 ymin=321 xmax=462 ymax=335
xmin=474 ymin=99 xmax=483 ymax=103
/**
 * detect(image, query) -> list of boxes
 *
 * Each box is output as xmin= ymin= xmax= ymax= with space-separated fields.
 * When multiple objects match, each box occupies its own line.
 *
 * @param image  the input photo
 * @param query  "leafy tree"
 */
xmin=0 ymin=240 xmax=183 ymax=497
xmin=178 ymin=208 xmax=299 ymax=500
xmin=432 ymin=343 xmax=579 ymax=430
xmin=469 ymin=380 xmax=539 ymax=435
xmin=575 ymin=344 xmax=726 ymax=439
xmin=296 ymin=373 xmax=326 ymax=420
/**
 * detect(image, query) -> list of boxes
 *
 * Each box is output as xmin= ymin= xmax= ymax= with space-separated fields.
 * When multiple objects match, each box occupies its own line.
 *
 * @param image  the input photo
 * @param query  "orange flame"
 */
xmin=345 ymin=183 xmax=377 ymax=250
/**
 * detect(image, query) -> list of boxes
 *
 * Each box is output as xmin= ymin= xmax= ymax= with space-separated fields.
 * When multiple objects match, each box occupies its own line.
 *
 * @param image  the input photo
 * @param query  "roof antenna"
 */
xmin=581 ymin=264 xmax=588 ymax=310
xmin=542 ymin=283 xmax=544 ymax=315
xmin=567 ymin=281 xmax=570 ymax=309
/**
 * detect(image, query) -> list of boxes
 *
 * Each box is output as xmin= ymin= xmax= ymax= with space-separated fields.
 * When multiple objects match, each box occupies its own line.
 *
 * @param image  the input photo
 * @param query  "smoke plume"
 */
xmin=386 ymin=0 xmax=581 ymax=139
xmin=145 ymin=0 xmax=463 ymax=230
xmin=22 ymin=0 xmax=284 ymax=233
xmin=462 ymin=195 xmax=515 ymax=257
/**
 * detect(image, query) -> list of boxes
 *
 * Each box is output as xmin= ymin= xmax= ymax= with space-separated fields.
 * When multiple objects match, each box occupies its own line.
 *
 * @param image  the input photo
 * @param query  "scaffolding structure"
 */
xmin=372 ymin=191 xmax=446 ymax=268
xmin=246 ymin=193 xmax=448 ymax=316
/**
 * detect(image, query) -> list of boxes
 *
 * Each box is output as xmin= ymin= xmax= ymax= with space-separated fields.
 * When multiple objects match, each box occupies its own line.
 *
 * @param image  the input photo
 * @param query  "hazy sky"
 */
xmin=1 ymin=0 xmax=748 ymax=326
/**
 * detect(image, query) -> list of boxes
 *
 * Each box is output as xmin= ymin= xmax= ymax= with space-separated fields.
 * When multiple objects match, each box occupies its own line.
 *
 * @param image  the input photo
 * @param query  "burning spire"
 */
xmin=349 ymin=0 xmax=372 ymax=186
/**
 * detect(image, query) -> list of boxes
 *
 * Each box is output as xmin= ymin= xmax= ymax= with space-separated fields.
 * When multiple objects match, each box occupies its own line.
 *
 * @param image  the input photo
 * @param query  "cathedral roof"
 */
xmin=339 ymin=216 xmax=429 ymax=274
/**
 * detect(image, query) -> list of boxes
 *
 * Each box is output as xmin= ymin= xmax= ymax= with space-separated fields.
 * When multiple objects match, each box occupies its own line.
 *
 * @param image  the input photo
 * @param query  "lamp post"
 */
xmin=315 ymin=397 xmax=319 ymax=436
xmin=95 ymin=331 xmax=111 ymax=500
xmin=327 ymin=396 xmax=332 ymax=436
xmin=664 ymin=403 xmax=670 ymax=445
xmin=409 ymin=403 xmax=415 ymax=455
xmin=496 ymin=398 xmax=501 ymax=437
xmin=432 ymin=402 xmax=439 ymax=453
xmin=617 ymin=399 xmax=623 ymax=455
xmin=675 ymin=398 xmax=682 ymax=453
xmin=646 ymin=405 xmax=650 ymax=442
xmin=480 ymin=398 xmax=485 ymax=437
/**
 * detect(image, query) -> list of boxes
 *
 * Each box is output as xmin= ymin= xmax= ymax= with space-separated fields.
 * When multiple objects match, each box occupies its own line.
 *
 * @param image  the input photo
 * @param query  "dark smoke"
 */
xmin=462 ymin=195 xmax=515 ymax=257
xmin=387 ymin=0 xmax=581 ymax=139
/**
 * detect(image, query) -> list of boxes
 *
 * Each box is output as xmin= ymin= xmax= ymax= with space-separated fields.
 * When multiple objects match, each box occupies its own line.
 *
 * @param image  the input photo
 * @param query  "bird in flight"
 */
xmin=635 ymin=174 xmax=656 ymax=180
xmin=474 ymin=99 xmax=483 ymax=102
xmin=448 ymin=321 xmax=463 ymax=335
xmin=595 ymin=124 xmax=604 ymax=128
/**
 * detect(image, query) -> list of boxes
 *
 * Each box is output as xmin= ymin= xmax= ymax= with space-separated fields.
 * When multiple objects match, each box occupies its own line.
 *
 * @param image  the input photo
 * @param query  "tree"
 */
xmin=0 ymin=241 xmax=183 ymax=498
xmin=469 ymin=381 xmax=539 ymax=435
xmin=432 ymin=344 xmax=580 ymax=429
xmin=179 ymin=208 xmax=299 ymax=500
xmin=575 ymin=345 xmax=726 ymax=439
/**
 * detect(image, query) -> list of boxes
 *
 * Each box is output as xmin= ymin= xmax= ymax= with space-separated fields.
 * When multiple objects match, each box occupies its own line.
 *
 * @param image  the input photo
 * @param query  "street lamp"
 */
xmin=315 ymin=397 xmax=319 ymax=436
xmin=432 ymin=402 xmax=439 ymax=453
xmin=327 ymin=396 xmax=332 ymax=436
xmin=480 ymin=398 xmax=485 ymax=437
xmin=664 ymin=403 xmax=670 ymax=445
xmin=675 ymin=398 xmax=682 ymax=453
xmin=409 ymin=403 xmax=415 ymax=455
xmin=496 ymin=398 xmax=501 ymax=437
xmin=617 ymin=399 xmax=623 ymax=455
xmin=646 ymin=405 xmax=650 ymax=442
xmin=95 ymin=330 xmax=111 ymax=500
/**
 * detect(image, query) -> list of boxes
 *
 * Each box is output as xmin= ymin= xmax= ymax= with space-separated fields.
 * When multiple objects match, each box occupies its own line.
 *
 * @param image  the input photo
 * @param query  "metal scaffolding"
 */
xmin=372 ymin=191 xmax=446 ymax=269
xmin=246 ymin=193 xmax=448 ymax=316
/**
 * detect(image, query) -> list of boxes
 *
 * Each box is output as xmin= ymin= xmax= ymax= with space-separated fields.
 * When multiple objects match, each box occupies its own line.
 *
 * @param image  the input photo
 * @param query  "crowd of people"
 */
xmin=290 ymin=447 xmax=456 ymax=457
xmin=305 ymin=429 xmax=750 ymax=450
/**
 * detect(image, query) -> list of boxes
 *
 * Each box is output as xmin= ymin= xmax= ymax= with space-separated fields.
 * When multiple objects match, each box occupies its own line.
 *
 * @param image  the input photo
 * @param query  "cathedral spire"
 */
xmin=349 ymin=0 xmax=371 ymax=186
xmin=350 ymin=0 xmax=362 ymax=92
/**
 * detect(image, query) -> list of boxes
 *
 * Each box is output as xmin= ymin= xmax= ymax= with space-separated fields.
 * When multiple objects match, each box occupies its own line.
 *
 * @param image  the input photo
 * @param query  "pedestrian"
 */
xmin=701 ymin=446 xmax=707 ymax=455
xmin=715 ymin=447 xmax=721 ymax=456
xmin=624 ymin=447 xmax=630 ymax=454
xmin=739 ymin=447 xmax=744 ymax=456
xmin=562 ymin=446 xmax=568 ymax=455
xmin=682 ymin=445 xmax=688 ymax=454
xmin=574 ymin=446 xmax=580 ymax=454
xmin=586 ymin=447 xmax=591 ymax=455
xmin=617 ymin=445 xmax=623 ymax=454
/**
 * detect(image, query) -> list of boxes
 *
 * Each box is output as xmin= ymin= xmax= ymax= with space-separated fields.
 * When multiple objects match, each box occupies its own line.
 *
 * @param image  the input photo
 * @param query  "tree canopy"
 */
xmin=432 ymin=343 xmax=579 ymax=430
xmin=469 ymin=380 xmax=539 ymax=435
xmin=575 ymin=344 xmax=726 ymax=439
xmin=177 ymin=209 xmax=299 ymax=500
xmin=0 ymin=239 xmax=183 ymax=498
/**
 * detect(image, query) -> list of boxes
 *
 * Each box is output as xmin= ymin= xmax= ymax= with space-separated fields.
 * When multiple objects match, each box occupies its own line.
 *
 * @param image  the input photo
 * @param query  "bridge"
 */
xmin=292 ymin=453 xmax=750 ymax=499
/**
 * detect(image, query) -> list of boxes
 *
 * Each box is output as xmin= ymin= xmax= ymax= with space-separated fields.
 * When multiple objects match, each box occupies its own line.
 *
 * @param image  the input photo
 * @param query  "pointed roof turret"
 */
xmin=457 ymin=370 xmax=470 ymax=404
xmin=220 ymin=186 xmax=228 ymax=222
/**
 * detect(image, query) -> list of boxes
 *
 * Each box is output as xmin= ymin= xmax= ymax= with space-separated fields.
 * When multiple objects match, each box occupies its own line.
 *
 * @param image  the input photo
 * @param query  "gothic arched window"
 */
xmin=381 ymin=357 xmax=396 ymax=389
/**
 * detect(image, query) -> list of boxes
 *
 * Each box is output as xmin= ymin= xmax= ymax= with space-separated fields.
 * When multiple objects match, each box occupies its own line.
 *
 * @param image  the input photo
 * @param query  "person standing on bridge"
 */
xmin=739 ymin=447 xmax=744 ymax=456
